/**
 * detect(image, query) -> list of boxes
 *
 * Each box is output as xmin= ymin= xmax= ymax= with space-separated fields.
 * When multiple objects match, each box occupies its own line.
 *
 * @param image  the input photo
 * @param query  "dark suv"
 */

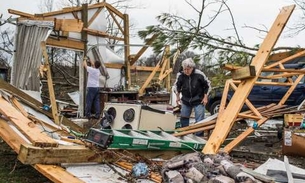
xmin=206 ymin=63 xmax=305 ymax=115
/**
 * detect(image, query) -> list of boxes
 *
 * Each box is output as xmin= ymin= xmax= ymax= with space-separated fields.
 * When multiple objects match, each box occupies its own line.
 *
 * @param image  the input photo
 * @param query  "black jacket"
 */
xmin=174 ymin=68 xmax=210 ymax=106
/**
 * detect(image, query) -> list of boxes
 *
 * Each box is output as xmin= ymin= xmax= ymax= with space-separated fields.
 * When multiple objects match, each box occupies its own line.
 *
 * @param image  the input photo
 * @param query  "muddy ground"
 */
xmin=0 ymin=140 xmax=50 ymax=183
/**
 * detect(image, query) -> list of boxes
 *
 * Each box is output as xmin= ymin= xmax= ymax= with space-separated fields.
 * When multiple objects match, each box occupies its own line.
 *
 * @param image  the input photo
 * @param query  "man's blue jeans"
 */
xmin=180 ymin=103 xmax=205 ymax=135
xmin=85 ymin=87 xmax=101 ymax=118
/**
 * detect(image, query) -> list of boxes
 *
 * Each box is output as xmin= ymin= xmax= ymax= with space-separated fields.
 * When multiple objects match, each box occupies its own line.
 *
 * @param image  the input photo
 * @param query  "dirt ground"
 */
xmin=0 ymin=140 xmax=50 ymax=183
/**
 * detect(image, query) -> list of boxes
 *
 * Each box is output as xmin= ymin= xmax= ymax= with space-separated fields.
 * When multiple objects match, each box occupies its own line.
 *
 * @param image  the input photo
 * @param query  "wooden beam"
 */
xmin=166 ymin=49 xmax=171 ymax=92
xmin=124 ymin=14 xmax=131 ymax=89
xmin=18 ymin=144 xmax=186 ymax=165
xmin=8 ymin=9 xmax=34 ymax=18
xmin=259 ymin=72 xmax=300 ymax=79
xmin=231 ymin=65 xmax=256 ymax=80
xmin=159 ymin=68 xmax=173 ymax=81
xmin=219 ymin=80 xmax=230 ymax=115
xmin=158 ymin=46 xmax=170 ymax=81
xmin=0 ymin=118 xmax=28 ymax=153
xmin=138 ymin=52 xmax=167 ymax=95
xmin=0 ymin=97 xmax=58 ymax=147
xmin=10 ymin=96 xmax=29 ymax=117
xmin=233 ymin=80 xmax=293 ymax=86
xmin=55 ymin=19 xmax=83 ymax=32
xmin=18 ymin=144 xmax=100 ymax=164
xmin=203 ymin=5 xmax=295 ymax=154
xmin=40 ymin=2 xmax=107 ymax=17
xmin=223 ymin=117 xmax=268 ymax=153
xmin=34 ymin=164 xmax=85 ymax=183
xmin=103 ymin=63 xmax=163 ymax=71
xmin=222 ymin=64 xmax=242 ymax=71
xmin=229 ymin=80 xmax=262 ymax=118
xmin=88 ymin=7 xmax=103 ymax=27
xmin=173 ymin=124 xmax=216 ymax=137
xmin=268 ymin=49 xmax=305 ymax=62
xmin=41 ymin=42 xmax=60 ymax=125
xmin=106 ymin=7 xmax=124 ymax=34
xmin=105 ymin=3 xmax=124 ymax=19
xmin=83 ymin=28 xmax=125 ymax=41
xmin=46 ymin=37 xmax=84 ymax=50
xmin=130 ymin=34 xmax=159 ymax=65
xmin=278 ymin=74 xmax=304 ymax=105
xmin=0 ymin=80 xmax=84 ymax=133
xmin=262 ymin=68 xmax=305 ymax=73
xmin=237 ymin=113 xmax=262 ymax=120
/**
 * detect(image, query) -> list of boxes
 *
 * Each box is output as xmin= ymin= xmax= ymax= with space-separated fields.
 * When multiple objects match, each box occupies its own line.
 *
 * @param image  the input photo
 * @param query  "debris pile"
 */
xmin=162 ymin=152 xmax=271 ymax=183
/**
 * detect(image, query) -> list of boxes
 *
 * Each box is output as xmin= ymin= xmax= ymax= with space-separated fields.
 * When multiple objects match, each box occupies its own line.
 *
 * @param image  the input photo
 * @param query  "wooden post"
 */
xmin=124 ymin=14 xmax=131 ymax=90
xmin=80 ymin=3 xmax=88 ymax=118
xmin=40 ymin=42 xmax=60 ymax=125
xmin=202 ymin=5 xmax=295 ymax=154
xmin=166 ymin=47 xmax=171 ymax=92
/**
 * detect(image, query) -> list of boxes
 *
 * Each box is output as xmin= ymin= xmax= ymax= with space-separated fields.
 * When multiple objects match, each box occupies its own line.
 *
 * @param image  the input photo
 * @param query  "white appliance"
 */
xmin=103 ymin=102 xmax=177 ymax=130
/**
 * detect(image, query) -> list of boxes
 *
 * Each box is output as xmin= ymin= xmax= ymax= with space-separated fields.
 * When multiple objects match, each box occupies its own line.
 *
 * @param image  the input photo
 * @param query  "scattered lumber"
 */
xmin=203 ymin=5 xmax=296 ymax=154
xmin=0 ymin=96 xmax=58 ymax=147
xmin=0 ymin=80 xmax=84 ymax=133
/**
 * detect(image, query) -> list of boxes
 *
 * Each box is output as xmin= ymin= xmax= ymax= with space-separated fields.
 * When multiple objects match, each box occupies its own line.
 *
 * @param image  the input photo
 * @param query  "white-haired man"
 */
xmin=174 ymin=58 xmax=211 ymax=135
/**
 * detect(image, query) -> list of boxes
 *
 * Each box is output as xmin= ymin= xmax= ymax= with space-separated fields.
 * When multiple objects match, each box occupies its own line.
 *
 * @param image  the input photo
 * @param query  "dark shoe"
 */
xmin=94 ymin=115 xmax=100 ymax=119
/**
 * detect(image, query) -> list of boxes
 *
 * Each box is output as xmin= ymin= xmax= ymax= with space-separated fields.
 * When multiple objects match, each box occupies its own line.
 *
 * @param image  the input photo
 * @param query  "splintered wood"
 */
xmin=0 ymin=96 xmax=58 ymax=147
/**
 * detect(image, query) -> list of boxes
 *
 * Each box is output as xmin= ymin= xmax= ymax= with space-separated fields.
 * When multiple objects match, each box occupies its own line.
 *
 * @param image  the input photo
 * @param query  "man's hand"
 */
xmin=201 ymin=94 xmax=208 ymax=105
xmin=176 ymin=92 xmax=181 ymax=105
xmin=176 ymin=98 xmax=181 ymax=105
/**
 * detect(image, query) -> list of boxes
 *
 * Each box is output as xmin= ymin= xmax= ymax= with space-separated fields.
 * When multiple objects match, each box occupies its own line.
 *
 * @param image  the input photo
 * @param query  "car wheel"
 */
xmin=210 ymin=100 xmax=221 ymax=115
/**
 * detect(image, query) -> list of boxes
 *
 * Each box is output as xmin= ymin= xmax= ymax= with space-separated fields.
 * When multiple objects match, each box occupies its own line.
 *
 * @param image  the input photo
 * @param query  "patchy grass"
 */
xmin=0 ymin=141 xmax=50 ymax=183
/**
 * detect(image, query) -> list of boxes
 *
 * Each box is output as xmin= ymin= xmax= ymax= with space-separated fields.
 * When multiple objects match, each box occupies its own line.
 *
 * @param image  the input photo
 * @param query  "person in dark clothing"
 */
xmin=83 ymin=57 xmax=101 ymax=119
xmin=174 ymin=58 xmax=211 ymax=134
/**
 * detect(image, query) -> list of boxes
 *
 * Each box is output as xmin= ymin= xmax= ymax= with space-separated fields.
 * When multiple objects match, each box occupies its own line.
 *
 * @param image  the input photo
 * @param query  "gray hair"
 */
xmin=181 ymin=58 xmax=196 ymax=68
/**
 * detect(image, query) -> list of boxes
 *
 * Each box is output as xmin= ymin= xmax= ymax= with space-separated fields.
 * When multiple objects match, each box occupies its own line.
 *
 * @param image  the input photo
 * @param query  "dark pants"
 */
xmin=85 ymin=87 xmax=100 ymax=118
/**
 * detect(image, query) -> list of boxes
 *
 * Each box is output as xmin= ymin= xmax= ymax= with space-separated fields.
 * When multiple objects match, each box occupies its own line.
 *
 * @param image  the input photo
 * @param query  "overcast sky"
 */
xmin=1 ymin=0 xmax=303 ymax=53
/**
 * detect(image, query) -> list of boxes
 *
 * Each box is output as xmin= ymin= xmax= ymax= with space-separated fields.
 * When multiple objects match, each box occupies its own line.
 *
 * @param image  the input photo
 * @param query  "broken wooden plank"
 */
xmin=0 ymin=85 xmax=84 ymax=133
xmin=0 ymin=118 xmax=28 ymax=153
xmin=203 ymin=5 xmax=295 ymax=154
xmin=231 ymin=65 xmax=256 ymax=80
xmin=10 ymin=96 xmax=29 ymax=117
xmin=223 ymin=117 xmax=268 ymax=153
xmin=279 ymin=74 xmax=304 ymax=105
xmin=18 ymin=144 xmax=98 ymax=164
xmin=46 ymin=37 xmax=84 ymax=50
xmin=34 ymin=164 xmax=85 ymax=183
xmin=266 ymin=50 xmax=305 ymax=69
xmin=173 ymin=124 xmax=215 ymax=137
xmin=18 ymin=144 xmax=186 ymax=164
xmin=41 ymin=42 xmax=60 ymax=125
xmin=130 ymin=34 xmax=159 ymax=65
xmin=0 ymin=97 xmax=58 ymax=147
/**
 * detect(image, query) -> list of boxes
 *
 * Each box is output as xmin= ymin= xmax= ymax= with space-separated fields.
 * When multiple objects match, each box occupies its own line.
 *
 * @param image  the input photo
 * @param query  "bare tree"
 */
xmin=288 ymin=0 xmax=305 ymax=36
xmin=0 ymin=14 xmax=14 ymax=65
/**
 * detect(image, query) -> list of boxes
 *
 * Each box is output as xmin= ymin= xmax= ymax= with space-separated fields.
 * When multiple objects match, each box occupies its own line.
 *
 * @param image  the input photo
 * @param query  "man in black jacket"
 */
xmin=174 ymin=58 xmax=211 ymax=134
